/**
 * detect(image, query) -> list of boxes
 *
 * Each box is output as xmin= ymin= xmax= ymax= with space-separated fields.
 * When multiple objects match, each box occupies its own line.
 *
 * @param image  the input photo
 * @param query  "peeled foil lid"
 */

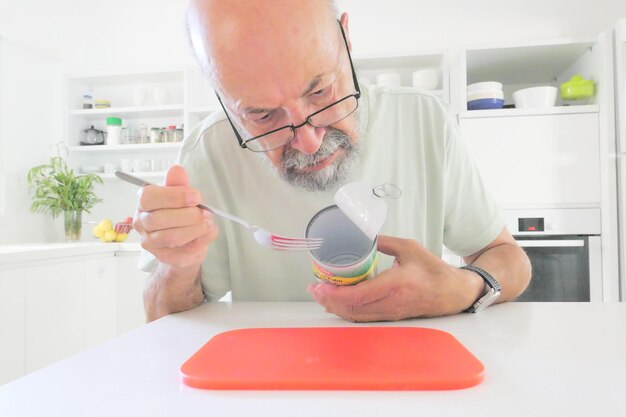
xmin=334 ymin=181 xmax=390 ymax=241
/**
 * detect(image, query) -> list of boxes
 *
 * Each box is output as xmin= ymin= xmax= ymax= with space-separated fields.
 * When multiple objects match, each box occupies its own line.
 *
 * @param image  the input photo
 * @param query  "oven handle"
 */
xmin=516 ymin=239 xmax=585 ymax=248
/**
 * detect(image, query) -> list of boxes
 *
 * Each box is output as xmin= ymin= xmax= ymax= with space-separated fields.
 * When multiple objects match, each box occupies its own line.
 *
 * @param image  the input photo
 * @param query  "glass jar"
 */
xmin=175 ymin=128 xmax=184 ymax=142
xmin=150 ymin=128 xmax=161 ymax=143
xmin=166 ymin=125 xmax=176 ymax=142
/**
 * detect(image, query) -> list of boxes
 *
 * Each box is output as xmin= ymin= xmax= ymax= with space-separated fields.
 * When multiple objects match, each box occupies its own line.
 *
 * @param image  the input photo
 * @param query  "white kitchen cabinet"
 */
xmin=0 ymin=266 xmax=26 ymax=385
xmin=460 ymin=109 xmax=601 ymax=207
xmin=25 ymin=255 xmax=116 ymax=373
xmin=116 ymin=252 xmax=149 ymax=334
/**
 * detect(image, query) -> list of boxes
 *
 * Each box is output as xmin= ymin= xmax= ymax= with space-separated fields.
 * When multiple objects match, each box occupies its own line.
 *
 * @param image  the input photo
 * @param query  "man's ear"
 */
xmin=340 ymin=12 xmax=352 ymax=52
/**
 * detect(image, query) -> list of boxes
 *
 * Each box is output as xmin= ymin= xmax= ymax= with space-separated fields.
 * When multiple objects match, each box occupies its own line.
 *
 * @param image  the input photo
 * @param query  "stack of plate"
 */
xmin=467 ymin=82 xmax=504 ymax=110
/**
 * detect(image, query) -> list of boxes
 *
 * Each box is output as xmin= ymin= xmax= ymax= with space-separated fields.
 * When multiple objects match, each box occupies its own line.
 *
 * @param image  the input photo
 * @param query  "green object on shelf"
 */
xmin=106 ymin=117 xmax=122 ymax=126
xmin=560 ymin=75 xmax=595 ymax=100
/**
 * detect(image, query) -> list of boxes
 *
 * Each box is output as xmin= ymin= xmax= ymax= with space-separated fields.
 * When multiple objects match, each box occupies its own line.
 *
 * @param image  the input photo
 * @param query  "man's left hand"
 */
xmin=307 ymin=235 xmax=483 ymax=322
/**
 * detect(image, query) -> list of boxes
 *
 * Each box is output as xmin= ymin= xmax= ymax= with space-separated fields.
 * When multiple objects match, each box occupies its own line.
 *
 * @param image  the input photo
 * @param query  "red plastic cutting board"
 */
xmin=180 ymin=327 xmax=484 ymax=390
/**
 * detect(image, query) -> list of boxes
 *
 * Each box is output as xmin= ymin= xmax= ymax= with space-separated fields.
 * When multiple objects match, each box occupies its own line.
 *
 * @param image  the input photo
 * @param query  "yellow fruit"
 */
xmin=114 ymin=233 xmax=128 ymax=242
xmin=104 ymin=230 xmax=117 ymax=242
xmin=98 ymin=219 xmax=113 ymax=231
xmin=92 ymin=225 xmax=104 ymax=238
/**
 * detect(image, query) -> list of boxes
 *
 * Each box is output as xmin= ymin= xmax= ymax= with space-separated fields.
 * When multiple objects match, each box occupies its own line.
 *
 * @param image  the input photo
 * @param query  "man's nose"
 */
xmin=289 ymin=123 xmax=325 ymax=155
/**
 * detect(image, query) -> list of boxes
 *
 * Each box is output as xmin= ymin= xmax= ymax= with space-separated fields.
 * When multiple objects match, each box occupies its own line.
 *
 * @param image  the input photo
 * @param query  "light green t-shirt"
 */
xmin=141 ymin=84 xmax=504 ymax=301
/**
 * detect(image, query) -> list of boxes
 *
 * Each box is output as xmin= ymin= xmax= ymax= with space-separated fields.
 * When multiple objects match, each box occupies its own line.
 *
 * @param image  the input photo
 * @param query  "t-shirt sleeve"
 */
xmin=442 ymin=115 xmax=505 ymax=257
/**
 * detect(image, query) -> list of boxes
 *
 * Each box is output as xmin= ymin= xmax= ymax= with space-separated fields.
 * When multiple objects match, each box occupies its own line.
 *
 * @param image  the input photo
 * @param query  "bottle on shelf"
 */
xmin=106 ymin=117 xmax=122 ymax=145
xmin=82 ymin=89 xmax=93 ymax=109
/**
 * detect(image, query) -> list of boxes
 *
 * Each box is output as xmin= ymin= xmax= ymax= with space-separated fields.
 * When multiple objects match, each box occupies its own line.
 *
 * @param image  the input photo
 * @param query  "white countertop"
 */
xmin=0 ymin=301 xmax=625 ymax=417
xmin=0 ymin=242 xmax=142 ymax=264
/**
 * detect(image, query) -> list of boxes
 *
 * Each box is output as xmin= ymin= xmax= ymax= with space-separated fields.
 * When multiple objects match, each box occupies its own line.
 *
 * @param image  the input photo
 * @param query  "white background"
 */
xmin=1 ymin=0 xmax=626 ymax=244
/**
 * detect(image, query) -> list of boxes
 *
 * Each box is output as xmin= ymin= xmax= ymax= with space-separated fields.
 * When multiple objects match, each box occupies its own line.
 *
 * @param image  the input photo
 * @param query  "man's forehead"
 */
xmin=218 ymin=39 xmax=340 ymax=112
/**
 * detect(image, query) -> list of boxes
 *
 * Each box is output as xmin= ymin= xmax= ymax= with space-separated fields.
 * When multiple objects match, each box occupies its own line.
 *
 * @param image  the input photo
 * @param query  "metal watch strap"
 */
xmin=460 ymin=264 xmax=501 ymax=313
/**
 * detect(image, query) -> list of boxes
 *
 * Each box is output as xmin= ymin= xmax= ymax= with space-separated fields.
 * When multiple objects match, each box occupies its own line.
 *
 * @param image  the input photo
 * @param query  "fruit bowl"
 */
xmin=92 ymin=217 xmax=133 ymax=242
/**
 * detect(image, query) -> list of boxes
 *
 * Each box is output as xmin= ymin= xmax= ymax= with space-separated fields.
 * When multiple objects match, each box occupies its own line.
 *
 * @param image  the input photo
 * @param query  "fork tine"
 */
xmin=271 ymin=240 xmax=323 ymax=249
xmin=271 ymin=236 xmax=323 ymax=243
xmin=270 ymin=238 xmax=323 ymax=251
xmin=272 ymin=244 xmax=323 ymax=251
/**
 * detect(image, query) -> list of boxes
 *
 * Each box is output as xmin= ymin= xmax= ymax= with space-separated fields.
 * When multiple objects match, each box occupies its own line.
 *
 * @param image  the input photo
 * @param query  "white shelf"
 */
xmin=188 ymin=106 xmax=217 ymax=116
xmin=354 ymin=52 xmax=445 ymax=71
xmin=68 ymin=143 xmax=181 ymax=153
xmin=68 ymin=104 xmax=184 ymax=119
xmin=458 ymin=104 xmax=600 ymax=119
xmin=65 ymin=70 xmax=184 ymax=86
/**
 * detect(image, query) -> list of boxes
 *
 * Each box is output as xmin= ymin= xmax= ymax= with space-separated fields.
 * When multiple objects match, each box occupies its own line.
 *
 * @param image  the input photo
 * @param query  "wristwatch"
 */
xmin=460 ymin=265 xmax=501 ymax=313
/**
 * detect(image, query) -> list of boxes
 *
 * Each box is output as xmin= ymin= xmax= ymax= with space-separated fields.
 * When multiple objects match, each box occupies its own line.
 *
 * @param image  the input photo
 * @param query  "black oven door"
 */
xmin=514 ymin=235 xmax=592 ymax=302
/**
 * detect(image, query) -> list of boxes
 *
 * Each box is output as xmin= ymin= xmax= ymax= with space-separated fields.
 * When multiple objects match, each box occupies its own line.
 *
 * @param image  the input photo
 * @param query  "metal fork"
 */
xmin=115 ymin=171 xmax=323 ymax=251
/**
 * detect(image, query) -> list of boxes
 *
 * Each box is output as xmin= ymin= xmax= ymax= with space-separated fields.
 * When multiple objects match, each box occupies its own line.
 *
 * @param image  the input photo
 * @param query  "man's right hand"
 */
xmin=133 ymin=165 xmax=218 ymax=270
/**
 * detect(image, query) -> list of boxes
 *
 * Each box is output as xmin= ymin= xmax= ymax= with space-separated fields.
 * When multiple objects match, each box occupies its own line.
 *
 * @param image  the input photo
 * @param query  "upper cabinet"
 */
xmin=450 ymin=38 xmax=605 ymax=114
xmin=354 ymin=52 xmax=450 ymax=103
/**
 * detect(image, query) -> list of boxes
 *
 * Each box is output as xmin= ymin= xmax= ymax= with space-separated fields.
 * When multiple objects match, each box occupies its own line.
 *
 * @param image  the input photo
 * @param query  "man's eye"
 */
xmin=312 ymin=87 xmax=330 ymax=97
xmin=253 ymin=113 xmax=273 ymax=124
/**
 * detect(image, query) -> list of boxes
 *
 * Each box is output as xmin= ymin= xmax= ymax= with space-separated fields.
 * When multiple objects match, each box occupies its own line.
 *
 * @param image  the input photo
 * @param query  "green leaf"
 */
xmin=27 ymin=143 xmax=103 ymax=219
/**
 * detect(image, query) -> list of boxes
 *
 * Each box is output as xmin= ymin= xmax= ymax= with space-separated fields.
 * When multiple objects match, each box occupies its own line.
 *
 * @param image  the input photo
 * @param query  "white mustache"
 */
xmin=282 ymin=128 xmax=351 ymax=170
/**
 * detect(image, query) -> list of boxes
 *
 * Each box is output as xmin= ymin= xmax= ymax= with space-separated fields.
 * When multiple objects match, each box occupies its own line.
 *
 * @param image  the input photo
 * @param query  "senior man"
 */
xmin=135 ymin=0 xmax=531 ymax=322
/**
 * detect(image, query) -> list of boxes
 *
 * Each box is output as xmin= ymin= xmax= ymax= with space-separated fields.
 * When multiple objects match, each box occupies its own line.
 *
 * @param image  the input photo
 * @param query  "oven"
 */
xmin=503 ymin=208 xmax=603 ymax=302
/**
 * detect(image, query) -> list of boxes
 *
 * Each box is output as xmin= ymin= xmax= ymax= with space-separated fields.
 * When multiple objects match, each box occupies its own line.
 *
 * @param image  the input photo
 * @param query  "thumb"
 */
xmin=165 ymin=164 xmax=189 ymax=187
xmin=376 ymin=235 xmax=414 ymax=263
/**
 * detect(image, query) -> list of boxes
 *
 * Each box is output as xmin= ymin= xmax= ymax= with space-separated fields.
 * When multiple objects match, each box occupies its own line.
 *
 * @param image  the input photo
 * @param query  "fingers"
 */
xmin=132 ymin=164 xmax=216 ymax=269
xmin=309 ymin=278 xmax=391 ymax=307
xmin=149 ymin=223 xmax=218 ymax=269
xmin=141 ymin=220 xmax=216 ymax=251
xmin=307 ymin=275 xmax=398 ymax=322
xmin=138 ymin=206 xmax=210 ymax=233
xmin=137 ymin=185 xmax=202 ymax=212
xmin=165 ymin=164 xmax=190 ymax=187
xmin=376 ymin=235 xmax=425 ymax=264
xmin=137 ymin=165 xmax=201 ymax=212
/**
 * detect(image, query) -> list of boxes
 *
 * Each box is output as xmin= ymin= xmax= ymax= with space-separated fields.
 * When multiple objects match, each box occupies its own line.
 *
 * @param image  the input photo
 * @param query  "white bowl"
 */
xmin=412 ymin=68 xmax=439 ymax=90
xmin=467 ymin=90 xmax=504 ymax=101
xmin=467 ymin=81 xmax=503 ymax=93
xmin=513 ymin=86 xmax=558 ymax=108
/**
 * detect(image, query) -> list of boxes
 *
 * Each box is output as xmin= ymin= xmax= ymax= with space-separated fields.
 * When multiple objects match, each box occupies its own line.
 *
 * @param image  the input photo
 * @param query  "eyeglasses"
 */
xmin=216 ymin=20 xmax=361 ymax=153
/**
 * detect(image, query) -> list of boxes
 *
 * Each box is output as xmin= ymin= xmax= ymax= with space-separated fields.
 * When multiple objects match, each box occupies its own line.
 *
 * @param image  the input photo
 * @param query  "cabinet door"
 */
xmin=116 ymin=253 xmax=149 ymax=334
xmin=25 ymin=256 xmax=116 ymax=373
xmin=82 ymin=257 xmax=117 ymax=347
xmin=0 ymin=267 xmax=26 ymax=385
xmin=459 ymin=113 xmax=601 ymax=207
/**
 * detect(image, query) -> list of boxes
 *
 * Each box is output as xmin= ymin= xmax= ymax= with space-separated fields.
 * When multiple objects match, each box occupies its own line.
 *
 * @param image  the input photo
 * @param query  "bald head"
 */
xmin=186 ymin=0 xmax=341 ymax=95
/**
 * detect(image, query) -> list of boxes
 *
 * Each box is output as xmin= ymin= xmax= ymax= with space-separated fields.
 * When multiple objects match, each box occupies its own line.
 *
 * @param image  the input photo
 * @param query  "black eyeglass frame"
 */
xmin=215 ymin=20 xmax=361 ymax=152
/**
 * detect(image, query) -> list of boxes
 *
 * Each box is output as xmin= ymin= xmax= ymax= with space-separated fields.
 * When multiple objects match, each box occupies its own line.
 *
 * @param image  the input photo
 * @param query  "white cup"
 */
xmin=132 ymin=88 xmax=147 ymax=106
xmin=120 ymin=159 xmax=133 ymax=172
xmin=376 ymin=72 xmax=401 ymax=88
xmin=153 ymin=87 xmax=169 ymax=105
xmin=412 ymin=68 xmax=439 ymax=90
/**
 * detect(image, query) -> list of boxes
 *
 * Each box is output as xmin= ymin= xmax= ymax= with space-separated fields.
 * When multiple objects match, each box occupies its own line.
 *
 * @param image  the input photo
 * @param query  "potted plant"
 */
xmin=27 ymin=150 xmax=103 ymax=241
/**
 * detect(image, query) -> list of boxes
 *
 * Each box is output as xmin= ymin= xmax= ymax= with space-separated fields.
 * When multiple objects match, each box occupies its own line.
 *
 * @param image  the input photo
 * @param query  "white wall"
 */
xmin=1 ymin=0 xmax=626 ymax=244
xmin=0 ymin=38 xmax=64 ymax=244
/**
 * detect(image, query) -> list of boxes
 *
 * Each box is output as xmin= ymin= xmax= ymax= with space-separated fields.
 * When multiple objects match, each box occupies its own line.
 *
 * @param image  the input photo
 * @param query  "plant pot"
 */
xmin=64 ymin=210 xmax=82 ymax=241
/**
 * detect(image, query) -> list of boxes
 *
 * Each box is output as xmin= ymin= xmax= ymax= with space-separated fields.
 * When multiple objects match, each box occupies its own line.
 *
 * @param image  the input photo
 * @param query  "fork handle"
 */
xmin=115 ymin=171 xmax=252 ymax=229
xmin=196 ymin=203 xmax=251 ymax=229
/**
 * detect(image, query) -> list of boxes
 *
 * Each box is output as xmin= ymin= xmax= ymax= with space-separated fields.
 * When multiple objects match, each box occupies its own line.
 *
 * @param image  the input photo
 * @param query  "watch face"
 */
xmin=469 ymin=288 xmax=501 ymax=313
